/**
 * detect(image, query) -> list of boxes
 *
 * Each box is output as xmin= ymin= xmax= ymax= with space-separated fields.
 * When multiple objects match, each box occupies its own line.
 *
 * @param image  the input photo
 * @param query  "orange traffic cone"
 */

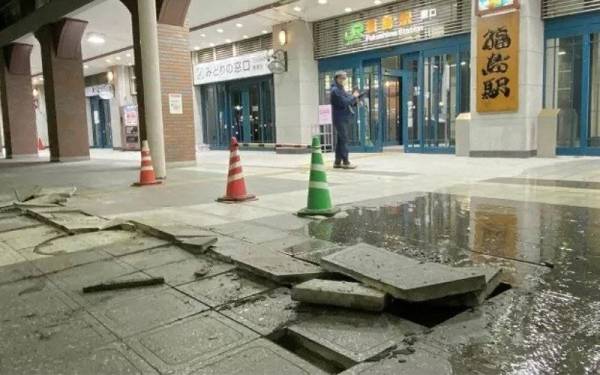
xmin=37 ymin=138 xmax=44 ymax=151
xmin=132 ymin=140 xmax=162 ymax=187
xmin=217 ymin=137 xmax=256 ymax=203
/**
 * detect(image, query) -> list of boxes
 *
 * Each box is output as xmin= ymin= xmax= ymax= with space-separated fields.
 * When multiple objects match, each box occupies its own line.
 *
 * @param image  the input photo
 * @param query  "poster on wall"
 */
xmin=168 ymin=93 xmax=183 ymax=114
xmin=193 ymin=50 xmax=271 ymax=85
xmin=477 ymin=0 xmax=519 ymax=16
xmin=476 ymin=10 xmax=519 ymax=113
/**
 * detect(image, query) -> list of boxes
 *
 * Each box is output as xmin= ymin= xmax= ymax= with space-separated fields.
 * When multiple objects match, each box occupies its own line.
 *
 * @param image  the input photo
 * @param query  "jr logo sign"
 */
xmin=344 ymin=22 xmax=365 ymax=45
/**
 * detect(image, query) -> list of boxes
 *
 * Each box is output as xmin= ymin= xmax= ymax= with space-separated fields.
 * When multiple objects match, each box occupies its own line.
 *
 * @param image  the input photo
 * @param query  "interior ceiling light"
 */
xmin=243 ymin=35 xmax=249 ymax=39
xmin=345 ymin=7 xmax=352 ymax=12
xmin=201 ymin=33 xmax=206 ymax=37
xmin=126 ymin=53 xmax=131 ymax=57
xmin=262 ymin=30 xmax=269 ymax=34
xmin=225 ymin=39 xmax=232 ymax=43
xmin=374 ymin=0 xmax=382 ymax=4
xmin=217 ymin=28 xmax=224 ymax=33
xmin=293 ymin=6 xmax=302 ymax=11
xmin=318 ymin=0 xmax=327 ymax=4
xmin=83 ymin=64 xmax=89 ymax=69
xmin=236 ymin=23 xmax=243 ymax=28
xmin=115 ymin=56 xmax=121 ymax=60
xmin=209 ymin=42 xmax=215 ymax=47
xmin=86 ymin=32 xmax=106 ymax=44
xmin=105 ymin=59 xmax=112 ymax=63
xmin=194 ymin=46 xmax=200 ymax=50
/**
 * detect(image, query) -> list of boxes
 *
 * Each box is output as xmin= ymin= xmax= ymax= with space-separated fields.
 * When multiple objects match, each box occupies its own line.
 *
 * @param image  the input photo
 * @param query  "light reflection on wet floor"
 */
xmin=308 ymin=192 xmax=600 ymax=374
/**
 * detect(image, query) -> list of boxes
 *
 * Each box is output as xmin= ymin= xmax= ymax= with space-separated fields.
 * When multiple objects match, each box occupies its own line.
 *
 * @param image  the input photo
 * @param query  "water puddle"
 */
xmin=306 ymin=192 xmax=600 ymax=374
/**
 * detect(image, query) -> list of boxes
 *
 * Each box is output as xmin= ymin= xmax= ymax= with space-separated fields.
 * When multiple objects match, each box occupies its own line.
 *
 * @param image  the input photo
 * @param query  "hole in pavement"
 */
xmin=267 ymin=329 xmax=347 ymax=374
xmin=488 ymin=282 xmax=512 ymax=299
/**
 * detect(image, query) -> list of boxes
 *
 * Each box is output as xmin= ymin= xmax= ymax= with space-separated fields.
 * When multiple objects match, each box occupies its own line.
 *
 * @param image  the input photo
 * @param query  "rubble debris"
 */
xmin=429 ymin=266 xmax=503 ymax=307
xmin=321 ymin=243 xmax=487 ymax=302
xmin=176 ymin=236 xmax=218 ymax=255
xmin=13 ymin=185 xmax=42 ymax=202
xmin=194 ymin=266 xmax=212 ymax=278
xmin=82 ymin=277 xmax=165 ymax=293
xmin=292 ymin=279 xmax=387 ymax=312
xmin=131 ymin=221 xmax=215 ymax=242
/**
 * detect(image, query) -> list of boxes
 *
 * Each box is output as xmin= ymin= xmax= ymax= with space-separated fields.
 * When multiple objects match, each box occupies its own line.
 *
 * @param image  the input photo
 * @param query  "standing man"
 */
xmin=330 ymin=71 xmax=359 ymax=169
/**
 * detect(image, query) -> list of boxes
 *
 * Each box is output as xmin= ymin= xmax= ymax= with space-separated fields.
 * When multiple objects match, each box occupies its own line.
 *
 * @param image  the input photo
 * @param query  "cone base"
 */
xmin=217 ymin=194 xmax=257 ymax=203
xmin=132 ymin=180 xmax=163 ymax=187
xmin=297 ymin=206 xmax=340 ymax=217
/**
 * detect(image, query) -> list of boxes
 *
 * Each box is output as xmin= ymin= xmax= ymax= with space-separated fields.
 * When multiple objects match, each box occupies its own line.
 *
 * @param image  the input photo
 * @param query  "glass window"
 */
xmin=459 ymin=50 xmax=471 ymax=113
xmin=363 ymin=63 xmax=380 ymax=148
xmin=589 ymin=34 xmax=600 ymax=147
xmin=404 ymin=57 xmax=420 ymax=148
xmin=545 ymin=36 xmax=583 ymax=148
xmin=424 ymin=53 xmax=457 ymax=148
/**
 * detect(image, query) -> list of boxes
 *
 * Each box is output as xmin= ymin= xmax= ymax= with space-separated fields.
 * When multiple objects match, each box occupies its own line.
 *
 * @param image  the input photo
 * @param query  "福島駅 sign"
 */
xmin=476 ymin=10 xmax=519 ymax=113
xmin=193 ymin=50 xmax=271 ymax=85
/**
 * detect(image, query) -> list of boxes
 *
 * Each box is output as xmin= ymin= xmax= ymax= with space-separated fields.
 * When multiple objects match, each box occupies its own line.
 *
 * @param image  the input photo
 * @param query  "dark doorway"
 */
xmin=89 ymin=96 xmax=112 ymax=148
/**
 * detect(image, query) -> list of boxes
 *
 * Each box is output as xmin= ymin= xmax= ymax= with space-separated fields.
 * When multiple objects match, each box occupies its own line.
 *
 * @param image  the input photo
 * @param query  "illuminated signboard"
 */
xmin=477 ymin=0 xmax=519 ymax=15
xmin=344 ymin=9 xmax=435 ymax=46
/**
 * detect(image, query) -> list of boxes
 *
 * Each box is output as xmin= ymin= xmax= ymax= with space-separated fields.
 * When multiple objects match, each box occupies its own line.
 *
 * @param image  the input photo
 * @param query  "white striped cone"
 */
xmin=133 ymin=140 xmax=161 ymax=186
xmin=217 ymin=137 xmax=256 ymax=202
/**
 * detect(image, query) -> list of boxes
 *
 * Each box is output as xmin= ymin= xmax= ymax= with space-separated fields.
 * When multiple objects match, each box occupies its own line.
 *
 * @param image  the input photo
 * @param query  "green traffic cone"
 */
xmin=297 ymin=136 xmax=340 ymax=217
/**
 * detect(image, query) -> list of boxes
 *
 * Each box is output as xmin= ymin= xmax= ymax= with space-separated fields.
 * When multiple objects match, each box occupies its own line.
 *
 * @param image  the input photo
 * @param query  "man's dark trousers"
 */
xmin=334 ymin=119 xmax=350 ymax=164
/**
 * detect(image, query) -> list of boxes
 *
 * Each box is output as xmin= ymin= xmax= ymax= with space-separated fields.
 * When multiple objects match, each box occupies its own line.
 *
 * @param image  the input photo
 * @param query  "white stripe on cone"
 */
xmin=141 ymin=166 xmax=154 ymax=171
xmin=229 ymin=161 xmax=242 ymax=169
xmin=311 ymin=164 xmax=326 ymax=172
xmin=309 ymin=181 xmax=330 ymax=190
xmin=227 ymin=173 xmax=244 ymax=183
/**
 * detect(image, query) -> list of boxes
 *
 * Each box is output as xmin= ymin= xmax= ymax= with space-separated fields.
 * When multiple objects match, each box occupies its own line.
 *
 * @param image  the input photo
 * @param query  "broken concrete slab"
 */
xmin=229 ymin=248 xmax=330 ymax=285
xmin=32 ymin=248 xmax=113 ymax=275
xmin=280 ymin=238 xmax=342 ymax=264
xmin=0 ymin=215 xmax=41 ymax=233
xmin=286 ymin=309 xmax=425 ymax=368
xmin=126 ymin=311 xmax=258 ymax=374
xmin=340 ymin=343 xmax=453 ymax=375
xmin=0 ymin=260 xmax=41 ymax=285
xmin=24 ymin=209 xmax=115 ymax=233
xmin=176 ymin=236 xmax=218 ymax=254
xmin=252 ymin=213 xmax=313 ymax=231
xmin=0 ymin=241 xmax=27 ymax=267
xmin=144 ymin=256 xmax=235 ymax=286
xmin=292 ymin=279 xmax=387 ymax=312
xmin=219 ymin=288 xmax=307 ymax=336
xmin=177 ymin=271 xmax=275 ymax=308
xmin=13 ymin=185 xmax=42 ymax=202
xmin=209 ymin=221 xmax=291 ymax=244
xmin=97 ymin=231 xmax=169 ymax=257
xmin=119 ymin=245 xmax=194 ymax=270
xmin=131 ymin=220 xmax=215 ymax=241
xmin=429 ymin=266 xmax=503 ymax=307
xmin=321 ymin=243 xmax=487 ymax=302
xmin=87 ymin=286 xmax=208 ymax=338
xmin=191 ymin=338 xmax=328 ymax=375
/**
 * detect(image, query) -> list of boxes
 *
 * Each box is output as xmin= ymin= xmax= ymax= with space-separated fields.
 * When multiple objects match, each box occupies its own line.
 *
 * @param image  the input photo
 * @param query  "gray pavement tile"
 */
xmin=98 ymin=231 xmax=170 ymax=257
xmin=134 ymin=221 xmax=216 ymax=241
xmin=321 ymin=243 xmax=487 ymax=302
xmin=0 ymin=277 xmax=78 ymax=322
xmin=292 ymin=279 xmax=387 ymax=312
xmin=251 ymin=213 xmax=313 ymax=231
xmin=280 ymin=238 xmax=342 ymax=264
xmin=0 ymin=225 xmax=65 ymax=250
xmin=0 ymin=260 xmax=41 ymax=285
xmin=0 ymin=215 xmax=41 ymax=233
xmin=87 ymin=286 xmax=209 ymax=338
xmin=34 ymin=230 xmax=148 ymax=256
xmin=209 ymin=222 xmax=291 ymax=244
xmin=119 ymin=245 xmax=195 ymax=270
xmin=430 ymin=266 xmax=503 ymax=307
xmin=32 ymin=248 xmax=113 ymax=275
xmin=340 ymin=342 xmax=453 ymax=375
xmin=219 ymin=288 xmax=307 ymax=336
xmin=127 ymin=311 xmax=259 ymax=374
xmin=287 ymin=309 xmax=425 ymax=368
xmin=190 ymin=338 xmax=329 ymax=375
xmin=144 ymin=256 xmax=236 ymax=287
xmin=0 ymin=311 xmax=116 ymax=374
xmin=177 ymin=271 xmax=276 ymax=308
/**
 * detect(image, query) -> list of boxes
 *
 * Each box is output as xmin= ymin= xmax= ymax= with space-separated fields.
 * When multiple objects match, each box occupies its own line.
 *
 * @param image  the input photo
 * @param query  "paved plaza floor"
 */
xmin=0 ymin=149 xmax=599 ymax=374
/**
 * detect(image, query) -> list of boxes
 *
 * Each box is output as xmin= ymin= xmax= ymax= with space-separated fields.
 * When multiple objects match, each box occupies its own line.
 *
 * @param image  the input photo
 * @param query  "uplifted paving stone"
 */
xmin=191 ymin=338 xmax=328 ymax=375
xmin=321 ymin=243 xmax=487 ymax=302
xmin=219 ymin=288 xmax=306 ymax=336
xmin=32 ymin=248 xmax=112 ymax=275
xmin=132 ymin=221 xmax=215 ymax=241
xmin=430 ymin=266 xmax=503 ymax=307
xmin=126 ymin=311 xmax=258 ymax=374
xmin=25 ymin=209 xmax=111 ymax=233
xmin=340 ymin=343 xmax=453 ymax=375
xmin=33 ymin=230 xmax=146 ymax=256
xmin=280 ymin=238 xmax=342 ymax=264
xmin=230 ymin=249 xmax=329 ymax=285
xmin=87 ymin=286 xmax=208 ymax=338
xmin=0 ymin=260 xmax=41 ymax=285
xmin=292 ymin=279 xmax=387 ymax=312
xmin=176 ymin=236 xmax=218 ymax=254
xmin=144 ymin=256 xmax=236 ymax=286
xmin=209 ymin=222 xmax=291 ymax=244
xmin=119 ymin=245 xmax=194 ymax=270
xmin=177 ymin=271 xmax=275 ymax=307
xmin=287 ymin=310 xmax=425 ymax=368
xmin=0 ymin=215 xmax=40 ymax=233
xmin=98 ymin=231 xmax=169 ymax=257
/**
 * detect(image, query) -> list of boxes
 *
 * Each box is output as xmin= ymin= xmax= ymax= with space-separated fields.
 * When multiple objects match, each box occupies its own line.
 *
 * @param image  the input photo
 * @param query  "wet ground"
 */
xmin=309 ymin=192 xmax=600 ymax=374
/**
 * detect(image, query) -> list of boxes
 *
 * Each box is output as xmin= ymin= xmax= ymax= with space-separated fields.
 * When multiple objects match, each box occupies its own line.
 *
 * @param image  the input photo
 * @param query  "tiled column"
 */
xmin=0 ymin=43 xmax=38 ymax=159
xmin=273 ymin=20 xmax=319 ymax=150
xmin=35 ymin=18 xmax=90 ymax=162
xmin=468 ymin=0 xmax=544 ymax=157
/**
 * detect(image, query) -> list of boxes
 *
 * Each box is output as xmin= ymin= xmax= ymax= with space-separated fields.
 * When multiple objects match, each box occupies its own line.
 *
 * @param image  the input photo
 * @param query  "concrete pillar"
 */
xmin=35 ymin=19 xmax=90 ymax=162
xmin=0 ymin=43 xmax=38 ymax=159
xmin=273 ymin=20 xmax=319 ymax=149
xmin=468 ymin=0 xmax=544 ymax=157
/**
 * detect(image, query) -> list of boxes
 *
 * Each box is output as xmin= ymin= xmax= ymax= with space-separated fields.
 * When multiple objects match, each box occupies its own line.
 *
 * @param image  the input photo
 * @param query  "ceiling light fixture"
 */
xmin=236 ymin=23 xmax=243 ymax=28
xmin=293 ymin=6 xmax=302 ymax=11
xmin=243 ymin=35 xmax=249 ymax=39
xmin=194 ymin=46 xmax=200 ymax=50
xmin=105 ymin=59 xmax=112 ymax=63
xmin=225 ymin=39 xmax=232 ymax=43
xmin=209 ymin=42 xmax=215 ymax=47
xmin=217 ymin=28 xmax=224 ymax=33
xmin=262 ymin=30 xmax=269 ymax=34
xmin=86 ymin=32 xmax=106 ymax=44
xmin=278 ymin=30 xmax=287 ymax=46
xmin=83 ymin=64 xmax=89 ymax=69
xmin=345 ymin=7 xmax=352 ymax=12
xmin=116 ymin=56 xmax=121 ymax=60
xmin=126 ymin=53 xmax=131 ymax=57
xmin=318 ymin=0 xmax=327 ymax=4
xmin=374 ymin=0 xmax=382 ymax=4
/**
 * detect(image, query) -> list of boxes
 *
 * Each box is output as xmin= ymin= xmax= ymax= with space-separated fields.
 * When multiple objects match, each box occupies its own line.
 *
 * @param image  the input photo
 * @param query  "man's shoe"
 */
xmin=342 ymin=163 xmax=357 ymax=169
xmin=333 ymin=163 xmax=343 ymax=169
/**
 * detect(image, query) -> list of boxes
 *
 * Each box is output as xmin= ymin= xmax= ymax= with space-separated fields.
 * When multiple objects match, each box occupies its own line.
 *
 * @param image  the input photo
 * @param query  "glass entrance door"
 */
xmin=89 ymin=96 xmax=112 ymax=148
xmin=383 ymin=74 xmax=402 ymax=145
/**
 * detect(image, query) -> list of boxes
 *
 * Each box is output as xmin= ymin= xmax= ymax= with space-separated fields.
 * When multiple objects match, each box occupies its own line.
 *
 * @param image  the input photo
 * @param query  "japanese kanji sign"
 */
xmin=476 ymin=11 xmax=519 ymax=113
xmin=193 ymin=50 xmax=271 ymax=85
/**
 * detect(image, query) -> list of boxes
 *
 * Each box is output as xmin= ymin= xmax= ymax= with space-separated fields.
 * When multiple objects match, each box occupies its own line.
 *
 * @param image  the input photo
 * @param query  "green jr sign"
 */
xmin=344 ymin=22 xmax=365 ymax=45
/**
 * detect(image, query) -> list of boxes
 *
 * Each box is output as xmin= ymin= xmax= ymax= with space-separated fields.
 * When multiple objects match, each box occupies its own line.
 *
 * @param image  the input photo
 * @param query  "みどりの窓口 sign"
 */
xmin=476 ymin=10 xmax=519 ymax=113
